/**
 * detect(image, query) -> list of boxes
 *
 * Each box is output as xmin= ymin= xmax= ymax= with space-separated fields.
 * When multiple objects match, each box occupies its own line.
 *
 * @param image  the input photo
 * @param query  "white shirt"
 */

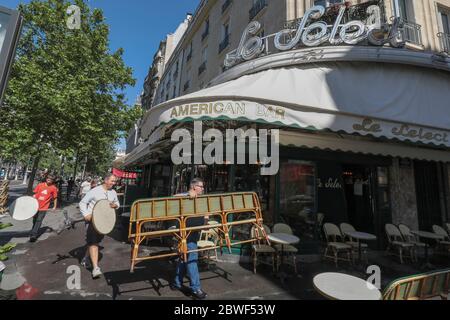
xmin=79 ymin=185 xmax=120 ymax=217
xmin=80 ymin=181 xmax=91 ymax=194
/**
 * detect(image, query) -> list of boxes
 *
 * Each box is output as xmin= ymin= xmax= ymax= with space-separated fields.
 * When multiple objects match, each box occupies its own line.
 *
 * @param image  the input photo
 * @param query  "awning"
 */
xmin=141 ymin=62 xmax=450 ymax=149
xmin=280 ymin=131 xmax=450 ymax=162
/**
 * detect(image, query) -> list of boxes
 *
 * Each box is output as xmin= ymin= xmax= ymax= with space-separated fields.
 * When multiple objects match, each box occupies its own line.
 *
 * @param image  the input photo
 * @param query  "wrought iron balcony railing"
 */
xmin=187 ymin=50 xmax=192 ymax=62
xmin=219 ymin=34 xmax=230 ymax=53
xmin=399 ymin=19 xmax=423 ymax=46
xmin=437 ymin=32 xmax=450 ymax=55
xmin=249 ymin=0 xmax=267 ymax=21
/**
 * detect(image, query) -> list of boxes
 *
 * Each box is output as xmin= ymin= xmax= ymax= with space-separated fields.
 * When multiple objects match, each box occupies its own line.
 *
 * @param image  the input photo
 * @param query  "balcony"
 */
xmin=222 ymin=0 xmax=232 ymax=14
xmin=187 ymin=50 xmax=192 ymax=62
xmin=198 ymin=61 xmax=207 ymax=75
xmin=219 ymin=34 xmax=230 ymax=53
xmin=399 ymin=19 xmax=423 ymax=47
xmin=438 ymin=32 xmax=450 ymax=55
xmin=249 ymin=0 xmax=267 ymax=21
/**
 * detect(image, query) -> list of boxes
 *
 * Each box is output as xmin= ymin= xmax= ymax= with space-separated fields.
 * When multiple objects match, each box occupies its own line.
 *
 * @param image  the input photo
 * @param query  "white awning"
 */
xmin=141 ymin=62 xmax=450 ymax=151
xmin=280 ymin=131 xmax=450 ymax=162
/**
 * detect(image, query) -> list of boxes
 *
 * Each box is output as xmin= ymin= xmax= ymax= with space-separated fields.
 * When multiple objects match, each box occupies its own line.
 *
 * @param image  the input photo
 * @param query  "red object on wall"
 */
xmin=16 ymin=283 xmax=39 ymax=300
xmin=112 ymin=168 xmax=137 ymax=179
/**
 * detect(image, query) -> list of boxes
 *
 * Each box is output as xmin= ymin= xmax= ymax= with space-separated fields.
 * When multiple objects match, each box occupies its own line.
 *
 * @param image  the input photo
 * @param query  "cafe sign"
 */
xmin=225 ymin=4 xmax=402 ymax=67
xmin=0 ymin=6 xmax=23 ymax=106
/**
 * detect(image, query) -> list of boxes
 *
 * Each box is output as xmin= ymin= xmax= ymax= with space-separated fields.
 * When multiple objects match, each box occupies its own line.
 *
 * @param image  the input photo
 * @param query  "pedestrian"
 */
xmin=170 ymin=177 xmax=208 ymax=300
xmin=90 ymin=179 xmax=98 ymax=189
xmin=29 ymin=174 xmax=58 ymax=242
xmin=79 ymin=178 xmax=92 ymax=200
xmin=79 ymin=173 xmax=120 ymax=279
xmin=66 ymin=177 xmax=75 ymax=201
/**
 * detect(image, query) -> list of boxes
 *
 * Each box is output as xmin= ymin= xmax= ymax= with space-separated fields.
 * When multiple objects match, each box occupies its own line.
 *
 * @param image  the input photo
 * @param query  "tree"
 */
xmin=0 ymin=0 xmax=139 ymax=192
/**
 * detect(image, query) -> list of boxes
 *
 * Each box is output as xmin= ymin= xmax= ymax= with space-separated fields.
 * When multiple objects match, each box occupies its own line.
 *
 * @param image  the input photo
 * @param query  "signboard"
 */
xmin=225 ymin=4 xmax=403 ymax=68
xmin=0 ymin=5 xmax=23 ymax=106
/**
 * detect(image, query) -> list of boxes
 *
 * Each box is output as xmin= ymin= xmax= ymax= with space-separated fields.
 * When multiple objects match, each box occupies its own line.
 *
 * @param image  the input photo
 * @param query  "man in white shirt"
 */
xmin=79 ymin=178 xmax=92 ymax=200
xmin=79 ymin=173 xmax=120 ymax=279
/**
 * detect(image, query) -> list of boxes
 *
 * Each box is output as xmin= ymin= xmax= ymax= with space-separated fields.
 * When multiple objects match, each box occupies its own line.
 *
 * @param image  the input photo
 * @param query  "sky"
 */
xmin=2 ymin=0 xmax=200 ymax=150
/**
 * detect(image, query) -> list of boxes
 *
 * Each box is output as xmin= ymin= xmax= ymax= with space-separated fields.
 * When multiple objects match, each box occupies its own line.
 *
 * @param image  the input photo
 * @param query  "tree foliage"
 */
xmin=0 ymin=0 xmax=140 ymax=176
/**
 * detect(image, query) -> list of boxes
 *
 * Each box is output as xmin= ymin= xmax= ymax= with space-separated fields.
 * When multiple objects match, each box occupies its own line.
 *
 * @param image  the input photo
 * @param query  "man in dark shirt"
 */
xmin=171 ymin=178 xmax=208 ymax=300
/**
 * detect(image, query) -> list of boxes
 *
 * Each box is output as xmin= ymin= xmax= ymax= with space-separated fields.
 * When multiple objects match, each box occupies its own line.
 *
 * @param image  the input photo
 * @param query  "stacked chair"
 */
xmin=385 ymin=224 xmax=415 ymax=264
xmin=340 ymin=222 xmax=369 ymax=264
xmin=398 ymin=224 xmax=427 ymax=262
xmin=322 ymin=223 xmax=353 ymax=267
xmin=432 ymin=225 xmax=450 ymax=254
xmin=250 ymin=224 xmax=276 ymax=274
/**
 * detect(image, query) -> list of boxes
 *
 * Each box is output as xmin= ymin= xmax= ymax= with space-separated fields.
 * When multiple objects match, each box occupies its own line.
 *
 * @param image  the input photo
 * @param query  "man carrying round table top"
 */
xmin=170 ymin=177 xmax=209 ymax=300
xmin=79 ymin=173 xmax=120 ymax=279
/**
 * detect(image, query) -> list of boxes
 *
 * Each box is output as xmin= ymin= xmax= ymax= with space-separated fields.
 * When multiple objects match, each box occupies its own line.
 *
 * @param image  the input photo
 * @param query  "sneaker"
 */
xmin=169 ymin=283 xmax=181 ymax=291
xmin=80 ymin=257 xmax=92 ymax=269
xmin=92 ymin=267 xmax=102 ymax=279
xmin=192 ymin=289 xmax=207 ymax=300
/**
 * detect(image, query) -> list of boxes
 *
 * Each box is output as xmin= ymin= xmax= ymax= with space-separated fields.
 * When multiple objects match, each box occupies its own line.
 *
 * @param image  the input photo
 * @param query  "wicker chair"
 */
xmin=272 ymin=223 xmax=298 ymax=274
xmin=383 ymin=268 xmax=450 ymax=300
xmin=385 ymin=224 xmax=415 ymax=264
xmin=323 ymin=223 xmax=353 ymax=267
xmin=340 ymin=223 xmax=369 ymax=264
xmin=398 ymin=224 xmax=427 ymax=262
xmin=250 ymin=224 xmax=276 ymax=274
xmin=197 ymin=228 xmax=219 ymax=263
xmin=432 ymin=225 xmax=450 ymax=254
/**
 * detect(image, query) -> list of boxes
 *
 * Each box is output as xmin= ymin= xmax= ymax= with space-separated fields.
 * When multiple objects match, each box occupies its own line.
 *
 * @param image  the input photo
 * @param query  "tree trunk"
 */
xmin=59 ymin=156 xmax=65 ymax=178
xmin=81 ymin=156 xmax=88 ymax=180
xmin=73 ymin=151 xmax=79 ymax=180
xmin=27 ymin=155 xmax=41 ymax=195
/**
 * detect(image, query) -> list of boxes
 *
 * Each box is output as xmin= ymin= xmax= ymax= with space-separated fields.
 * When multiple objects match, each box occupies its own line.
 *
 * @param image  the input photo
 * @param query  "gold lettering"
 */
xmin=214 ymin=102 xmax=224 ymax=113
xmin=353 ymin=118 xmax=381 ymax=133
xmin=190 ymin=104 xmax=199 ymax=115
xmin=434 ymin=133 xmax=442 ymax=141
xmin=170 ymin=107 xmax=178 ymax=118
xmin=178 ymin=105 xmax=190 ymax=116
xmin=199 ymin=103 xmax=209 ymax=115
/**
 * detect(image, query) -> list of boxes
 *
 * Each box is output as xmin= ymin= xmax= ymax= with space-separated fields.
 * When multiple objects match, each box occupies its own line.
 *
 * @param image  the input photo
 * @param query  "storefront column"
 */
xmin=389 ymin=158 xmax=419 ymax=229
xmin=446 ymin=163 xmax=450 ymax=222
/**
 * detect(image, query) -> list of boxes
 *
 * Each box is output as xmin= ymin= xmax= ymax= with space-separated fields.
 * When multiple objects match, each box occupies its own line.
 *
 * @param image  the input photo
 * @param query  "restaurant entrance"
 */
xmin=342 ymin=165 xmax=375 ymax=235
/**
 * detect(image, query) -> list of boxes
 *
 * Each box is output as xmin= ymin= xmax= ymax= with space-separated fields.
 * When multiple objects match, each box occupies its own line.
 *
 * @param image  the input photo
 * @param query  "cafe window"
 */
xmin=279 ymin=160 xmax=317 ymax=245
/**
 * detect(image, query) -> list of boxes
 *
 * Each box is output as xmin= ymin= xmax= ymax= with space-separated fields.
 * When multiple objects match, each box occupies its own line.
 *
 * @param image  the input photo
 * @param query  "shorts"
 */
xmin=85 ymin=222 xmax=104 ymax=245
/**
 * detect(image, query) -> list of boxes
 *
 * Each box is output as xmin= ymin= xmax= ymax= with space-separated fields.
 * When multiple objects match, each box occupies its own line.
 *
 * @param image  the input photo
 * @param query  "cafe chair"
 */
xmin=197 ymin=228 xmax=219 ymax=265
xmin=398 ymin=224 xmax=426 ymax=262
xmin=272 ymin=223 xmax=298 ymax=274
xmin=340 ymin=223 xmax=369 ymax=264
xmin=385 ymin=224 xmax=415 ymax=264
xmin=142 ymin=221 xmax=164 ymax=245
xmin=250 ymin=224 xmax=276 ymax=274
xmin=432 ymin=225 xmax=450 ymax=254
xmin=322 ymin=223 xmax=353 ymax=267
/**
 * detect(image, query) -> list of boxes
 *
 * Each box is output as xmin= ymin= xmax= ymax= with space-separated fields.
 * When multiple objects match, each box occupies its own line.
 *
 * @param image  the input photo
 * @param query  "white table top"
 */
xmin=313 ymin=272 xmax=382 ymax=300
xmin=410 ymin=230 xmax=444 ymax=240
xmin=344 ymin=231 xmax=377 ymax=241
xmin=267 ymin=233 xmax=300 ymax=245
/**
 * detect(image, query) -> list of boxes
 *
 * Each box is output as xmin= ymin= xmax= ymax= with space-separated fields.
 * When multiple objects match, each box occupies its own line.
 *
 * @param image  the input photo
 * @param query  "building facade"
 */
xmin=125 ymin=0 xmax=450 ymax=254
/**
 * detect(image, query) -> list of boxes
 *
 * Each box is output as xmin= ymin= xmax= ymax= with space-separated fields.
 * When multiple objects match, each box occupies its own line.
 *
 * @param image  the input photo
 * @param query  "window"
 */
xmin=313 ymin=0 xmax=343 ymax=8
xmin=219 ymin=22 xmax=230 ymax=53
xmin=440 ymin=9 xmax=450 ymax=34
xmin=279 ymin=161 xmax=317 ymax=247
xmin=202 ymin=18 xmax=209 ymax=41
xmin=186 ymin=42 xmax=193 ymax=62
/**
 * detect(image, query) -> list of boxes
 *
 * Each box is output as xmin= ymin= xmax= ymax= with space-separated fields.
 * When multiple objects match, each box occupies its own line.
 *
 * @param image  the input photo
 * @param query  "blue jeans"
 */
xmin=174 ymin=242 xmax=201 ymax=292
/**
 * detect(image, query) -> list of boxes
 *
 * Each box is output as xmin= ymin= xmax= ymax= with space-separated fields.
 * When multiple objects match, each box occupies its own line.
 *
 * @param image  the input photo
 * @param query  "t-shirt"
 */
xmin=80 ymin=181 xmax=91 ymax=194
xmin=79 ymin=185 xmax=120 ymax=217
xmin=175 ymin=192 xmax=205 ymax=243
xmin=33 ymin=183 xmax=58 ymax=211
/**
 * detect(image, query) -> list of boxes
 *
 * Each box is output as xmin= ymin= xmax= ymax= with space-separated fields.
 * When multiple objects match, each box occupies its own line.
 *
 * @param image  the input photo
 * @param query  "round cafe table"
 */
xmin=343 ymin=231 xmax=377 ymax=264
xmin=313 ymin=272 xmax=382 ymax=300
xmin=267 ymin=233 xmax=300 ymax=278
xmin=410 ymin=230 xmax=444 ymax=269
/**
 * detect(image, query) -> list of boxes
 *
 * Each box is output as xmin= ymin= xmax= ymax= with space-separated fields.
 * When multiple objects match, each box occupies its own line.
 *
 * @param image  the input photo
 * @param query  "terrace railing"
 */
xmin=399 ymin=19 xmax=423 ymax=47
xmin=437 ymin=32 xmax=450 ymax=55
